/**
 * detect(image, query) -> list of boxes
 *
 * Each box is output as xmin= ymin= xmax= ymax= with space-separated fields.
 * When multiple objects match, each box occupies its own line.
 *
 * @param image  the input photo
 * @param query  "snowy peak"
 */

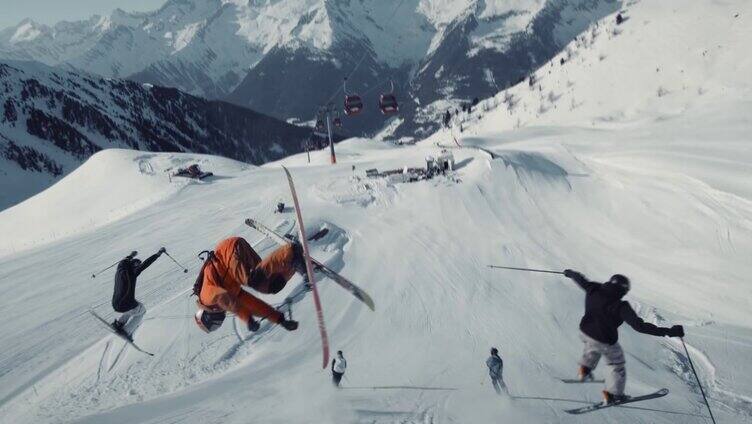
xmin=450 ymin=0 xmax=752 ymax=136
xmin=7 ymin=19 xmax=50 ymax=44
xmin=1 ymin=0 xmax=618 ymax=136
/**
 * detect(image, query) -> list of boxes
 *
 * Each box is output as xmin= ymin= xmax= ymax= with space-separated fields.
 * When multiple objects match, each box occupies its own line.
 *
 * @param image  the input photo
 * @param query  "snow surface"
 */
xmin=1 ymin=1 xmax=751 ymax=423
xmin=0 ymin=150 xmax=251 ymax=257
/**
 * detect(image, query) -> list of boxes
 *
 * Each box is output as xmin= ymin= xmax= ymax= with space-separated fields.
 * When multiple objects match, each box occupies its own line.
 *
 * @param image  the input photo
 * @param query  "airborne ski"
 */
xmin=89 ymin=310 xmax=154 ymax=356
xmin=564 ymin=388 xmax=669 ymax=414
xmin=285 ymin=228 xmax=330 ymax=243
xmin=282 ymin=166 xmax=330 ymax=369
xmin=245 ymin=218 xmax=375 ymax=311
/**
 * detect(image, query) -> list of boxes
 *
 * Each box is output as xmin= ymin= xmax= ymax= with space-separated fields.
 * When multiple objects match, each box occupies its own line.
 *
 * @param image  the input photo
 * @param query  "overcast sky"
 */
xmin=1 ymin=0 xmax=166 ymax=30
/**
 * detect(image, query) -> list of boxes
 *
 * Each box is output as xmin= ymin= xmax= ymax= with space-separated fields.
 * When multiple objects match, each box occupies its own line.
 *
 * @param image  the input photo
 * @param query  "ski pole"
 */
xmin=680 ymin=337 xmax=716 ymax=424
xmin=487 ymin=265 xmax=564 ymax=275
xmin=164 ymin=251 xmax=188 ymax=273
xmin=92 ymin=251 xmax=137 ymax=278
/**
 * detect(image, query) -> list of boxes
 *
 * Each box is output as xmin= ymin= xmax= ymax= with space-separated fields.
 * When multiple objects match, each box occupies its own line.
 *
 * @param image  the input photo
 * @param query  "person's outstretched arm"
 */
xmin=134 ymin=249 xmax=163 ymax=277
xmin=563 ymin=269 xmax=599 ymax=292
xmin=621 ymin=303 xmax=684 ymax=337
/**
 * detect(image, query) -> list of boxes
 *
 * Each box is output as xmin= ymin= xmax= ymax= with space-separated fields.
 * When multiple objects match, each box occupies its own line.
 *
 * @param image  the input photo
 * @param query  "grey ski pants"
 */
xmin=579 ymin=331 xmax=626 ymax=395
xmin=490 ymin=377 xmax=507 ymax=395
xmin=118 ymin=302 xmax=146 ymax=336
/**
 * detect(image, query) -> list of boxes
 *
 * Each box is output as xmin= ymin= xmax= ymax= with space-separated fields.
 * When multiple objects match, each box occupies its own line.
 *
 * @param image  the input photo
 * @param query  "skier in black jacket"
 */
xmin=563 ymin=269 xmax=684 ymax=404
xmin=111 ymin=248 xmax=164 ymax=339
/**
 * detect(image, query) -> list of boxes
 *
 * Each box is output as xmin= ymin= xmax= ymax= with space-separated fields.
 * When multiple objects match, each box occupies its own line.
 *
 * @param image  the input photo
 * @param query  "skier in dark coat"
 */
xmin=111 ymin=248 xmax=165 ymax=339
xmin=443 ymin=110 xmax=451 ymax=128
xmin=563 ymin=270 xmax=684 ymax=404
xmin=486 ymin=347 xmax=507 ymax=395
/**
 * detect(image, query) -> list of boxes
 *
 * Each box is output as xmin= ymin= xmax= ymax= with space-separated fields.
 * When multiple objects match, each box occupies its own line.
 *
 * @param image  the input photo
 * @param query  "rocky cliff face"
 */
xmin=0 ymin=60 xmax=311 ymax=209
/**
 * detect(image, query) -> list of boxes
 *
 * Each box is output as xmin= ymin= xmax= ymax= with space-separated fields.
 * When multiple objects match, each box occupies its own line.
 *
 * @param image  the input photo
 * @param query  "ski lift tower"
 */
xmin=315 ymin=103 xmax=338 ymax=164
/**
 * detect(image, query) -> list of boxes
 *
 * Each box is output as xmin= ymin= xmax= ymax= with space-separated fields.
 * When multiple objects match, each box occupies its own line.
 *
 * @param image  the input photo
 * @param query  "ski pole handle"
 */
xmin=487 ymin=265 xmax=564 ymax=275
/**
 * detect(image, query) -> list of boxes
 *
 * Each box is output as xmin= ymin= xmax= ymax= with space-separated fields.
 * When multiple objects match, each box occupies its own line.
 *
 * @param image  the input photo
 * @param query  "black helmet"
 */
xmin=194 ymin=310 xmax=226 ymax=333
xmin=609 ymin=274 xmax=630 ymax=295
xmin=490 ymin=347 xmax=498 ymax=355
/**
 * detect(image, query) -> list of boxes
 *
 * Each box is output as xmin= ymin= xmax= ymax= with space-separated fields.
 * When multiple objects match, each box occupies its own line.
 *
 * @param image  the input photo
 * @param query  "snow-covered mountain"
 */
xmin=1 ymin=1 xmax=750 ymax=423
xmin=0 ymin=0 xmax=620 ymax=136
xmin=0 ymin=60 xmax=312 ymax=209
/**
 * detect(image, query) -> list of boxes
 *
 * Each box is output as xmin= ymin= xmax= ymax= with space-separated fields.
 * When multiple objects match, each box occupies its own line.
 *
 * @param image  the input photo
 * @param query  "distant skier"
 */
xmin=563 ymin=270 xmax=684 ymax=405
xmin=331 ymin=350 xmax=347 ymax=387
xmin=111 ymin=248 xmax=165 ymax=340
xmin=443 ymin=110 xmax=451 ymax=128
xmin=486 ymin=347 xmax=507 ymax=395
xmin=193 ymin=237 xmax=301 ymax=333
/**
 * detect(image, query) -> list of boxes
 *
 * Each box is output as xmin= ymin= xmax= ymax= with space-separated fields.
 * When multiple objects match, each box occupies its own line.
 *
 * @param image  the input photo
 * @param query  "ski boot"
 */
xmin=247 ymin=317 xmax=261 ymax=332
xmin=602 ymin=390 xmax=630 ymax=406
xmin=578 ymin=365 xmax=594 ymax=382
xmin=280 ymin=319 xmax=299 ymax=331
xmin=111 ymin=320 xmax=133 ymax=342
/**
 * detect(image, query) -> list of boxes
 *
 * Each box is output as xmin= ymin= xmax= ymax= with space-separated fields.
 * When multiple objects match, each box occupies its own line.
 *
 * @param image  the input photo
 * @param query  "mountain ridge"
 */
xmin=0 ymin=59 xmax=312 ymax=209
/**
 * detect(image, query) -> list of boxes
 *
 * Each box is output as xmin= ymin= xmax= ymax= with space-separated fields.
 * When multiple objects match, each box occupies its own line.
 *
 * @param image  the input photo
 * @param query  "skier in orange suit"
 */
xmin=194 ymin=236 xmax=302 ymax=333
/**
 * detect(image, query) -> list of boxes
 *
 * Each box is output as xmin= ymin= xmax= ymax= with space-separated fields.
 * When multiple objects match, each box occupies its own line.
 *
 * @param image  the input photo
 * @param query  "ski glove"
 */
xmin=666 ymin=325 xmax=684 ymax=338
xmin=563 ymin=269 xmax=581 ymax=279
xmin=280 ymin=319 xmax=299 ymax=331
xmin=158 ymin=247 xmax=167 ymax=254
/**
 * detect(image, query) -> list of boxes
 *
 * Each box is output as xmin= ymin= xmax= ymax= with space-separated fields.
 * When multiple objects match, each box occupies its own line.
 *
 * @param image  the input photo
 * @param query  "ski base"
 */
xmin=89 ymin=310 xmax=154 ymax=356
xmin=564 ymin=388 xmax=669 ymax=414
xmin=282 ymin=166 xmax=330 ymax=369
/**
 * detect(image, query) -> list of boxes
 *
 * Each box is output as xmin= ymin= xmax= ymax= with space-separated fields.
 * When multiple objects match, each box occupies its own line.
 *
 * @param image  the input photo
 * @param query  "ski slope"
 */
xmin=1 ymin=0 xmax=751 ymax=423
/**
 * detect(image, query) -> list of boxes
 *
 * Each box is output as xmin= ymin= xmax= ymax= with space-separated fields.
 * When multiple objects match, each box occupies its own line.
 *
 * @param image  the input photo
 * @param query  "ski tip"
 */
xmin=364 ymin=297 xmax=376 ymax=311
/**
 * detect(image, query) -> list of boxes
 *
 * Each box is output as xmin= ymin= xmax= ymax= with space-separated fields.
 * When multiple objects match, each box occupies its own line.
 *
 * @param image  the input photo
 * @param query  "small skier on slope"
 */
xmin=563 ymin=270 xmax=684 ymax=405
xmin=193 ymin=237 xmax=301 ymax=333
xmin=111 ymin=248 xmax=165 ymax=340
xmin=486 ymin=347 xmax=508 ymax=395
xmin=331 ymin=350 xmax=347 ymax=387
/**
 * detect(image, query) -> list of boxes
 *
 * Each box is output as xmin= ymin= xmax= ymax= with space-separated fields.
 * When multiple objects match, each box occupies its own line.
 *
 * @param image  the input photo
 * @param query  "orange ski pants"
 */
xmin=199 ymin=237 xmax=296 ymax=324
